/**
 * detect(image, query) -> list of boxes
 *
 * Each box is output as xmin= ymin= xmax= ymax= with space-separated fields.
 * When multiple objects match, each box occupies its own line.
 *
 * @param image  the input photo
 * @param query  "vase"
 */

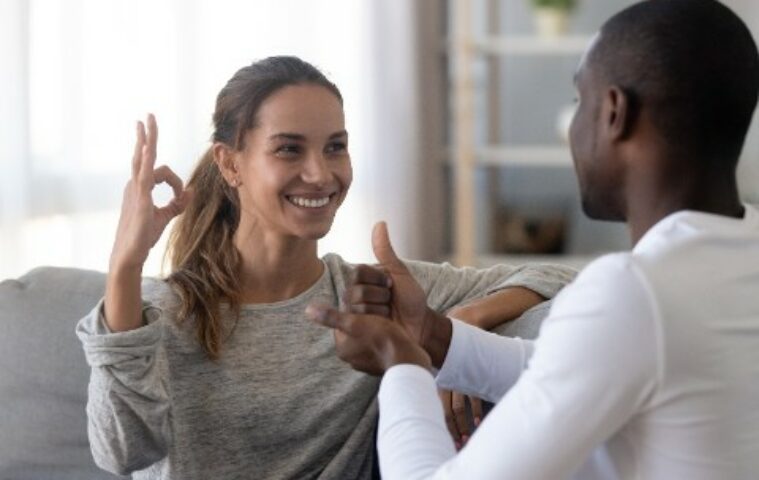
xmin=533 ymin=7 xmax=570 ymax=38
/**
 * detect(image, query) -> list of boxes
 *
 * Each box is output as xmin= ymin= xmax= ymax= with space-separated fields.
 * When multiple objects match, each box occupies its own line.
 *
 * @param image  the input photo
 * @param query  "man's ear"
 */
xmin=603 ymin=86 xmax=634 ymax=141
xmin=213 ymin=142 xmax=240 ymax=186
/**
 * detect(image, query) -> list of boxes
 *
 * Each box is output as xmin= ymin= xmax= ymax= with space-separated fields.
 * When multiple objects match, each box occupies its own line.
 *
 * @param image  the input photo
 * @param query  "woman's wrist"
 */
xmin=109 ymin=253 xmax=145 ymax=275
xmin=447 ymin=303 xmax=485 ymax=328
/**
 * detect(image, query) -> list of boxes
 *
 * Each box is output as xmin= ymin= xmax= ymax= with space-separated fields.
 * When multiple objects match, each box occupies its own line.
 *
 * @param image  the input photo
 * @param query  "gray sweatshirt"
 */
xmin=76 ymin=254 xmax=575 ymax=480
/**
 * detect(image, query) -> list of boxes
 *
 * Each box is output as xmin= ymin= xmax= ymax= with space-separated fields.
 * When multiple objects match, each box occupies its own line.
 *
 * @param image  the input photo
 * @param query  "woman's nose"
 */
xmin=301 ymin=153 xmax=332 ymax=185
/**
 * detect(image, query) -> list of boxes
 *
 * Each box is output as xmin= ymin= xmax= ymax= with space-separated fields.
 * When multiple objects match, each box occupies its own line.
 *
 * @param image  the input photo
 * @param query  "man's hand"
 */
xmin=343 ymin=264 xmax=393 ymax=318
xmin=369 ymin=222 xmax=435 ymax=344
xmin=341 ymin=222 xmax=453 ymax=368
xmin=306 ymin=304 xmax=431 ymax=375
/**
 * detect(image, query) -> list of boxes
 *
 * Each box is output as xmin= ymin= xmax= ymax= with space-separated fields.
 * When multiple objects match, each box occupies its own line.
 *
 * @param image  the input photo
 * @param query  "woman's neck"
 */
xmin=233 ymin=225 xmax=324 ymax=304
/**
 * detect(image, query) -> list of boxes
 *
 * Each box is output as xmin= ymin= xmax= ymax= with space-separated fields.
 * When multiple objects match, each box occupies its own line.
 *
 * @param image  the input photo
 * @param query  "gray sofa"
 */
xmin=0 ymin=267 xmax=124 ymax=479
xmin=0 ymin=266 xmax=551 ymax=479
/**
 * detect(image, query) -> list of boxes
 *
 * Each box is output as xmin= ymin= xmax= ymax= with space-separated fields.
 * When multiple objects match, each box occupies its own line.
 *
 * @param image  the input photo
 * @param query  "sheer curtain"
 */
xmin=0 ymin=0 xmax=441 ymax=280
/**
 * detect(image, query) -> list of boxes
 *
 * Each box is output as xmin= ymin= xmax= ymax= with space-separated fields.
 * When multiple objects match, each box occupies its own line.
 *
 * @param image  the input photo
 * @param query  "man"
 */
xmin=306 ymin=0 xmax=759 ymax=478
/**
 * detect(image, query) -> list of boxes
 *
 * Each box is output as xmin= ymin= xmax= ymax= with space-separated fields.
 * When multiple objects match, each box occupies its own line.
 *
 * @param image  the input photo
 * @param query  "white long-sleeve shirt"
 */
xmin=378 ymin=206 xmax=759 ymax=479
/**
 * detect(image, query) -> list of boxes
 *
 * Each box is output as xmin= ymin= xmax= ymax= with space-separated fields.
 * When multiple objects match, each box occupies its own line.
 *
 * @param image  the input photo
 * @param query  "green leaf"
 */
xmin=531 ymin=0 xmax=577 ymax=11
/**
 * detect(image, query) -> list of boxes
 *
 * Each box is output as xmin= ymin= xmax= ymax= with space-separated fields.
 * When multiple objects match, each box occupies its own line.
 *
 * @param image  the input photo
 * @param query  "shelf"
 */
xmin=445 ymin=0 xmax=593 ymax=267
xmin=462 ymin=145 xmax=575 ymax=168
xmin=475 ymin=253 xmax=598 ymax=270
xmin=444 ymin=145 xmax=574 ymax=168
xmin=473 ymin=35 xmax=593 ymax=56
xmin=477 ymin=145 xmax=573 ymax=167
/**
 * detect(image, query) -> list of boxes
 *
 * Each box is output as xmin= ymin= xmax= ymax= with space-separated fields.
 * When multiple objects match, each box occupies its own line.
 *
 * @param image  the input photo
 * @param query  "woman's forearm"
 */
xmin=449 ymin=287 xmax=545 ymax=331
xmin=104 ymin=262 xmax=144 ymax=332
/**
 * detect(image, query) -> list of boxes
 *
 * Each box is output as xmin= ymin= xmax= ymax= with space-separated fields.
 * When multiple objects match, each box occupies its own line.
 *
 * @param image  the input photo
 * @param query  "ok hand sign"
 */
xmin=109 ymin=114 xmax=191 ymax=271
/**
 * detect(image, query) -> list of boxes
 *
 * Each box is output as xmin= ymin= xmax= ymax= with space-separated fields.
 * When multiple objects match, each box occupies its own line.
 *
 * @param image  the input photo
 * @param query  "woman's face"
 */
xmin=234 ymin=84 xmax=352 ymax=241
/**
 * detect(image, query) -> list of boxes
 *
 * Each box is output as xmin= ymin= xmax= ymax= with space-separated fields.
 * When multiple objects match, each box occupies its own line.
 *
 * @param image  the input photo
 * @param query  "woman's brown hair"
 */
xmin=165 ymin=56 xmax=342 ymax=360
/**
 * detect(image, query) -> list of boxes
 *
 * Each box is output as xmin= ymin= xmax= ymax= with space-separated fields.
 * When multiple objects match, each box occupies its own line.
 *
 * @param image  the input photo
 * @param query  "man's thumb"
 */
xmin=306 ymin=303 xmax=343 ymax=330
xmin=372 ymin=221 xmax=403 ymax=269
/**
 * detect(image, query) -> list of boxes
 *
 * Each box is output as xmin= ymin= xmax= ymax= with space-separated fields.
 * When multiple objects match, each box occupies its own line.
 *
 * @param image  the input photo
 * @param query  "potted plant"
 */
xmin=530 ymin=0 xmax=578 ymax=37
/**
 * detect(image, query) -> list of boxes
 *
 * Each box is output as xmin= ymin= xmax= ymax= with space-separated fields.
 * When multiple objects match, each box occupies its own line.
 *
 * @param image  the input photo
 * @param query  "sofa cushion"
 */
xmin=0 ymin=267 xmax=125 ymax=479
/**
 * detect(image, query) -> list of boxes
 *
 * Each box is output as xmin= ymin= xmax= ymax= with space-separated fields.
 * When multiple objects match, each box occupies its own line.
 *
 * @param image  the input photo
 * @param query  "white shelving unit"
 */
xmin=476 ymin=145 xmax=573 ymax=167
xmin=449 ymin=0 xmax=591 ymax=267
xmin=476 ymin=253 xmax=594 ymax=270
xmin=472 ymin=34 xmax=592 ymax=55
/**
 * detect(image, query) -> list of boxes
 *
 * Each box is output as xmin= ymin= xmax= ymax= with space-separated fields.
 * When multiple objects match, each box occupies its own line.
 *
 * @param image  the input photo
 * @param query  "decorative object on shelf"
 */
xmin=556 ymin=103 xmax=577 ymax=143
xmin=530 ymin=0 xmax=578 ymax=37
xmin=492 ymin=209 xmax=567 ymax=255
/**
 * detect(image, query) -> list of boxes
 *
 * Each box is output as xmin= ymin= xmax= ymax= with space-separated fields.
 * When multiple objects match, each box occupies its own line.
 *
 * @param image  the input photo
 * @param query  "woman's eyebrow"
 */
xmin=269 ymin=133 xmax=306 ymax=141
xmin=329 ymin=130 xmax=348 ymax=140
xmin=268 ymin=130 xmax=347 ymax=141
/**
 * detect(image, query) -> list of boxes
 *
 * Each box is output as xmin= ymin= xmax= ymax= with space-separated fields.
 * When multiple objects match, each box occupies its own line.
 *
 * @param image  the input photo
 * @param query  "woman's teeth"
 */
xmin=288 ymin=195 xmax=331 ymax=208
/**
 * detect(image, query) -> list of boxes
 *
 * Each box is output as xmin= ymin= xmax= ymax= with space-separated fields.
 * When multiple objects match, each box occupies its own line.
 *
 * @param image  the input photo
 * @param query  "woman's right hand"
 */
xmin=109 ymin=114 xmax=190 ymax=271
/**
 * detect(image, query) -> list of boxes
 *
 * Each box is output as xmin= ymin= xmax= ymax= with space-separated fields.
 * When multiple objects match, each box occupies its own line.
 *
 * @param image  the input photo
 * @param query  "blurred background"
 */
xmin=2 ymin=0 xmax=759 ymax=280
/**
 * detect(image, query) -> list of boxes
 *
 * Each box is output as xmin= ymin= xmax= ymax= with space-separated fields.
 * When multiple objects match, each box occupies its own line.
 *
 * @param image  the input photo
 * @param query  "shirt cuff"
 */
xmin=435 ymin=318 xmax=476 ymax=388
xmin=75 ymin=298 xmax=164 ymax=368
xmin=434 ymin=318 xmax=532 ymax=402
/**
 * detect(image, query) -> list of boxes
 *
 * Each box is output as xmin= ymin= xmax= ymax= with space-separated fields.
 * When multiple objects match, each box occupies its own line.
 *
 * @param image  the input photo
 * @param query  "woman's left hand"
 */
xmin=439 ymin=388 xmax=483 ymax=450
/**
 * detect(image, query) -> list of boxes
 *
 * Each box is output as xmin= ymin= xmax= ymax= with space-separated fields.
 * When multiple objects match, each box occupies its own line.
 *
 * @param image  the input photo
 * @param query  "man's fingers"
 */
xmin=347 ymin=284 xmax=391 ymax=305
xmin=348 ymin=304 xmax=391 ymax=317
xmin=452 ymin=392 xmax=471 ymax=439
xmin=306 ymin=304 xmax=352 ymax=333
xmin=371 ymin=222 xmax=405 ymax=271
xmin=353 ymin=264 xmax=392 ymax=287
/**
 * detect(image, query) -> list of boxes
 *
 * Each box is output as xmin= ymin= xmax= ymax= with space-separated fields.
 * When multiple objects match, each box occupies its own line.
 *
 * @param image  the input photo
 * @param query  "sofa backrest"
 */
xmin=0 ymin=267 xmax=125 ymax=479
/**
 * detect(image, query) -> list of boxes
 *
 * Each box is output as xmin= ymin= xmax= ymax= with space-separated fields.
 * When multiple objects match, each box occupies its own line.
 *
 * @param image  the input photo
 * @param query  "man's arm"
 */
xmin=307 ymin=226 xmax=660 ymax=479
xmin=376 ymin=255 xmax=660 ymax=479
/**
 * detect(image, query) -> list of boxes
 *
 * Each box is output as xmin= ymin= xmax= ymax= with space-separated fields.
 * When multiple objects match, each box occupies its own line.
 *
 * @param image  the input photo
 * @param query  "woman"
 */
xmin=76 ymin=56 xmax=574 ymax=479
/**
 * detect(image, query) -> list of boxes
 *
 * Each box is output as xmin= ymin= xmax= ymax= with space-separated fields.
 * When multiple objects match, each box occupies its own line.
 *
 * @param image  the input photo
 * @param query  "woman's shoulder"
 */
xmin=321 ymin=252 xmax=356 ymax=280
xmin=320 ymin=252 xmax=443 ymax=280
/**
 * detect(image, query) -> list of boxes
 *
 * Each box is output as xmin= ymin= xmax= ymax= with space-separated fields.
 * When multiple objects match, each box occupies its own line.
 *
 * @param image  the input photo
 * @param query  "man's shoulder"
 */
xmin=574 ymin=252 xmax=637 ymax=283
xmin=553 ymin=252 xmax=655 ymax=317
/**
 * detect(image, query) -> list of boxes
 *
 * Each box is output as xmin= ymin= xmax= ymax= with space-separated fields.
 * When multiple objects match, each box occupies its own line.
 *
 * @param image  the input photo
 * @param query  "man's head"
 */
xmin=570 ymin=0 xmax=759 ymax=221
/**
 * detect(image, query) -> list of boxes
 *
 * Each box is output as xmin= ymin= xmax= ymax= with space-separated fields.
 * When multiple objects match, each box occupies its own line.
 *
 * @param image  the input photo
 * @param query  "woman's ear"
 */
xmin=213 ymin=142 xmax=241 ymax=186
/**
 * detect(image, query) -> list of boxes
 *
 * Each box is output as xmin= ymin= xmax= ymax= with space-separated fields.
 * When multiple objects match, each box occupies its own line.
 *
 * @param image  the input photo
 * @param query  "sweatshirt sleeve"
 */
xmin=405 ymin=260 xmax=576 ymax=314
xmin=74 ymin=279 xmax=173 ymax=475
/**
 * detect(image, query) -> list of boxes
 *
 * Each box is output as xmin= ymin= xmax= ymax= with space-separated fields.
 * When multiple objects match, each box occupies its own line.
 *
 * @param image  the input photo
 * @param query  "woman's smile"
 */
xmin=285 ymin=192 xmax=338 ymax=210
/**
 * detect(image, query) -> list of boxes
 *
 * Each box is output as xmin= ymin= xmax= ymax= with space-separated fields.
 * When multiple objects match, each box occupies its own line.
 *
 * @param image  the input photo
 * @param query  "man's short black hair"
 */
xmin=590 ymin=0 xmax=759 ymax=164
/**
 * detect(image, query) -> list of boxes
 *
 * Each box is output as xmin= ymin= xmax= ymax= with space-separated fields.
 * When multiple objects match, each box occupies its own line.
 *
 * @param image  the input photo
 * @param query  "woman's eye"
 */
xmin=276 ymin=144 xmax=301 ymax=156
xmin=326 ymin=142 xmax=347 ymax=154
